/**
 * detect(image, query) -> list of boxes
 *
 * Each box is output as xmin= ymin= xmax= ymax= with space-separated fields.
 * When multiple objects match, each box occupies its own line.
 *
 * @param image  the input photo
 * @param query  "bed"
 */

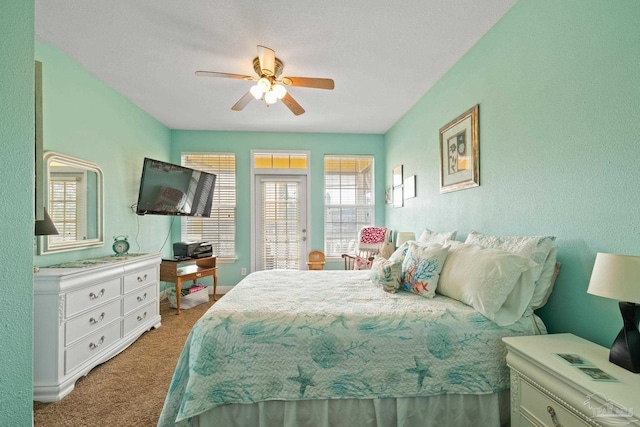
xmin=158 ymin=232 xmax=558 ymax=427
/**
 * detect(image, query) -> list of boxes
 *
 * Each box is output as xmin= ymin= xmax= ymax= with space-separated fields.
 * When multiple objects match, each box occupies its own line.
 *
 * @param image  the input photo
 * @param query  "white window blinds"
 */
xmin=324 ymin=155 xmax=374 ymax=257
xmin=49 ymin=173 xmax=87 ymax=244
xmin=181 ymin=153 xmax=236 ymax=259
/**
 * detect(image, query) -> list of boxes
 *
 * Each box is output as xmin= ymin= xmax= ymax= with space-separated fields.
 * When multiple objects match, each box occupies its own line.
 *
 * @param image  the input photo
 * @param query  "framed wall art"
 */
xmin=439 ymin=104 xmax=479 ymax=193
xmin=393 ymin=186 xmax=403 ymax=208
xmin=404 ymin=175 xmax=416 ymax=199
xmin=392 ymin=165 xmax=403 ymax=207
xmin=392 ymin=165 xmax=403 ymax=187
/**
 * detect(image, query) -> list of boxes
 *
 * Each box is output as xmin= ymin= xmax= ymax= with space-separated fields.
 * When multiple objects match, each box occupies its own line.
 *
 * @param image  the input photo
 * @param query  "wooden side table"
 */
xmin=160 ymin=256 xmax=217 ymax=315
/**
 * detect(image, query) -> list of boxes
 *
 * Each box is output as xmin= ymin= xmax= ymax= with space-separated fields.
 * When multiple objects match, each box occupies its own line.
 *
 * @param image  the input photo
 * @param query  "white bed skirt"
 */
xmin=189 ymin=391 xmax=510 ymax=427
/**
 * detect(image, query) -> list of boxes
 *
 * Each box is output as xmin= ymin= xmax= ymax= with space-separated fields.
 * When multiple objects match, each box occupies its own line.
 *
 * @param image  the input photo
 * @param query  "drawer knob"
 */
xmin=547 ymin=406 xmax=562 ymax=427
xmin=89 ymin=336 xmax=105 ymax=350
xmin=136 ymin=292 xmax=147 ymax=302
xmin=89 ymin=312 xmax=105 ymax=325
xmin=137 ymin=274 xmax=148 ymax=282
xmin=196 ymin=273 xmax=202 ymax=277
xmin=89 ymin=289 xmax=105 ymax=300
xmin=137 ymin=312 xmax=147 ymax=322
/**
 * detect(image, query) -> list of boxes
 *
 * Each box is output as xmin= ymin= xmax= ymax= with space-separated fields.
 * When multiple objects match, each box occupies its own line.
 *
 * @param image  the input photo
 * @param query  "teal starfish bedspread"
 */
xmin=158 ymin=270 xmax=544 ymax=426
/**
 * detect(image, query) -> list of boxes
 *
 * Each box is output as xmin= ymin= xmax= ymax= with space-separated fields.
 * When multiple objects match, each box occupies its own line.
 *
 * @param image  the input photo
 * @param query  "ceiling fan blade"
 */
xmin=231 ymin=91 xmax=255 ymax=111
xmin=281 ymin=77 xmax=335 ymax=90
xmin=281 ymin=93 xmax=305 ymax=116
xmin=257 ymin=45 xmax=276 ymax=76
xmin=195 ymin=71 xmax=254 ymax=80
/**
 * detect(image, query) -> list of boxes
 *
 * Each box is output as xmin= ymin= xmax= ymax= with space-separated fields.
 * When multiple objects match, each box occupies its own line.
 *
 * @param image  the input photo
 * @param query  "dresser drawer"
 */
xmin=519 ymin=378 xmax=592 ymax=427
xmin=66 ymin=278 xmax=121 ymax=318
xmin=123 ymin=283 xmax=157 ymax=315
xmin=65 ymin=320 xmax=121 ymax=375
xmin=65 ymin=299 xmax=121 ymax=346
xmin=123 ymin=302 xmax=157 ymax=336
xmin=123 ymin=266 xmax=158 ymax=293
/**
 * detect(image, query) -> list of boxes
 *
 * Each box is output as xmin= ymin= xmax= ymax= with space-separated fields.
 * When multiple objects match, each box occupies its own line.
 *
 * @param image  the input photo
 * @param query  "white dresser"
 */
xmin=33 ymin=253 xmax=162 ymax=402
xmin=503 ymin=333 xmax=640 ymax=427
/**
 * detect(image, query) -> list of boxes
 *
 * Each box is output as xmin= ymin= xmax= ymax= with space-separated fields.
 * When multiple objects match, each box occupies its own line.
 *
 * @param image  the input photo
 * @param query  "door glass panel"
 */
xmin=261 ymin=181 xmax=300 ymax=270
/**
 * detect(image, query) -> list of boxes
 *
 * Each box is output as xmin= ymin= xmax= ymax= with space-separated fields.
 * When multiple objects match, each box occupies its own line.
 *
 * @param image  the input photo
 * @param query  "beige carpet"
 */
xmin=33 ymin=295 xmax=218 ymax=427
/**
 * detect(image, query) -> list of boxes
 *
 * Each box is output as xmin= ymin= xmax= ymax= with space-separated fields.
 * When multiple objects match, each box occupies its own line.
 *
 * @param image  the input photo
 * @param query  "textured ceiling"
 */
xmin=35 ymin=0 xmax=516 ymax=134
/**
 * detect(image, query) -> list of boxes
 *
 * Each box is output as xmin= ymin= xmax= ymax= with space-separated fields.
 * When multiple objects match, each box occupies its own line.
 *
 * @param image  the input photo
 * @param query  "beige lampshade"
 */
xmin=587 ymin=253 xmax=640 ymax=304
xmin=396 ymin=232 xmax=416 ymax=248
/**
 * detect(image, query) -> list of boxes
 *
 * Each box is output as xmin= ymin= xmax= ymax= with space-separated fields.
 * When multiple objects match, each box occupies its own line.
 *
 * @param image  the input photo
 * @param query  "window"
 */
xmin=253 ymin=152 xmax=308 ymax=169
xmin=324 ymin=155 xmax=374 ymax=257
xmin=181 ymin=153 xmax=236 ymax=259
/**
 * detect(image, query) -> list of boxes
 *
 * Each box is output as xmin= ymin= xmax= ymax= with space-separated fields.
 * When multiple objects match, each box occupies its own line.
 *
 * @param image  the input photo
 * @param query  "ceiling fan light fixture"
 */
xmin=264 ymin=90 xmax=278 ymax=105
xmin=273 ymin=84 xmax=287 ymax=99
xmin=250 ymin=85 xmax=263 ymax=100
xmin=196 ymin=45 xmax=333 ymax=115
xmin=257 ymin=77 xmax=271 ymax=93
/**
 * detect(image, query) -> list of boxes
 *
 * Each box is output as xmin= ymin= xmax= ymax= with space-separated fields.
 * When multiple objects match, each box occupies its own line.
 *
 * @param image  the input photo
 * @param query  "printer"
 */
xmin=173 ymin=241 xmax=213 ymax=259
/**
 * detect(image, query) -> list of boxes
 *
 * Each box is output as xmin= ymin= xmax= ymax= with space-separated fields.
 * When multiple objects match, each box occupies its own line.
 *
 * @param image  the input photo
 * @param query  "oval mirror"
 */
xmin=39 ymin=151 xmax=104 ymax=254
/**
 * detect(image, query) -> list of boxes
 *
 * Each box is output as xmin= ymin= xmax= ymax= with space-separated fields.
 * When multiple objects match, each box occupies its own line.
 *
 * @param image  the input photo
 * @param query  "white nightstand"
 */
xmin=503 ymin=333 xmax=640 ymax=427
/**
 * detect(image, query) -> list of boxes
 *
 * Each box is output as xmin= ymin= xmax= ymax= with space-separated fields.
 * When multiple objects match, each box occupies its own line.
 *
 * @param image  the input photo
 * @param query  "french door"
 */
xmin=254 ymin=175 xmax=308 ymax=271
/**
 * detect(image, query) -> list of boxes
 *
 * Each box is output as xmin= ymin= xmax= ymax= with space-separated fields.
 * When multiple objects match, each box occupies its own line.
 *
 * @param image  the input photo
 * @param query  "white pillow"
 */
xmin=438 ymin=242 xmax=538 ymax=325
xmin=495 ymin=263 xmax=540 ymax=325
xmin=400 ymin=242 xmax=449 ymax=298
xmin=529 ymin=246 xmax=558 ymax=310
xmin=418 ymin=228 xmax=457 ymax=245
xmin=464 ymin=231 xmax=556 ymax=310
xmin=536 ymin=261 xmax=561 ymax=309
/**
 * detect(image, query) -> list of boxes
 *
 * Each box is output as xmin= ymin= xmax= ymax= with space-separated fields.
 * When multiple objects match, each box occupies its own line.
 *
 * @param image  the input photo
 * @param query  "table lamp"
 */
xmin=587 ymin=252 xmax=640 ymax=372
xmin=396 ymin=232 xmax=415 ymax=248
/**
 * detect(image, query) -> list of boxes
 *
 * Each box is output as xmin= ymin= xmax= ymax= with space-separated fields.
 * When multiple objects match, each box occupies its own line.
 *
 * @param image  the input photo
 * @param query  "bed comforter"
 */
xmin=158 ymin=270 xmax=545 ymax=426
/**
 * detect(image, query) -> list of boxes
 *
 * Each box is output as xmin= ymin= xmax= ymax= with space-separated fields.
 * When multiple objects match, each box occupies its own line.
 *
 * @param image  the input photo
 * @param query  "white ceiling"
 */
xmin=35 ymin=0 xmax=516 ymax=134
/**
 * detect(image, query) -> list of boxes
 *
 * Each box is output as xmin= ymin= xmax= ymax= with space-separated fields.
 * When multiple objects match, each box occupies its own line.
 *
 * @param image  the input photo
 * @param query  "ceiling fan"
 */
xmin=195 ymin=45 xmax=334 ymax=116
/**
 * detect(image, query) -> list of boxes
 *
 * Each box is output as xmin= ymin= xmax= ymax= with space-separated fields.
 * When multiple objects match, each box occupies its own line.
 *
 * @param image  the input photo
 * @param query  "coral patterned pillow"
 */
xmin=400 ymin=242 xmax=449 ymax=298
xmin=389 ymin=241 xmax=410 ymax=263
xmin=370 ymin=256 xmax=402 ymax=293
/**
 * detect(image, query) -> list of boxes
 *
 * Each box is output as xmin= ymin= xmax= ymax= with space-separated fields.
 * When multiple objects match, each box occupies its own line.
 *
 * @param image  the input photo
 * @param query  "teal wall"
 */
xmin=0 ymin=2 xmax=35 ymax=425
xmin=33 ymin=43 xmax=173 ymax=267
xmin=385 ymin=0 xmax=640 ymax=348
xmin=170 ymin=130 xmax=386 ymax=285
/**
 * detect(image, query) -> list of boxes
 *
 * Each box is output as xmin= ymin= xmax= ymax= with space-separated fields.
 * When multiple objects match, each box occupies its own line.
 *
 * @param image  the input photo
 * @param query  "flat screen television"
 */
xmin=135 ymin=158 xmax=216 ymax=217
